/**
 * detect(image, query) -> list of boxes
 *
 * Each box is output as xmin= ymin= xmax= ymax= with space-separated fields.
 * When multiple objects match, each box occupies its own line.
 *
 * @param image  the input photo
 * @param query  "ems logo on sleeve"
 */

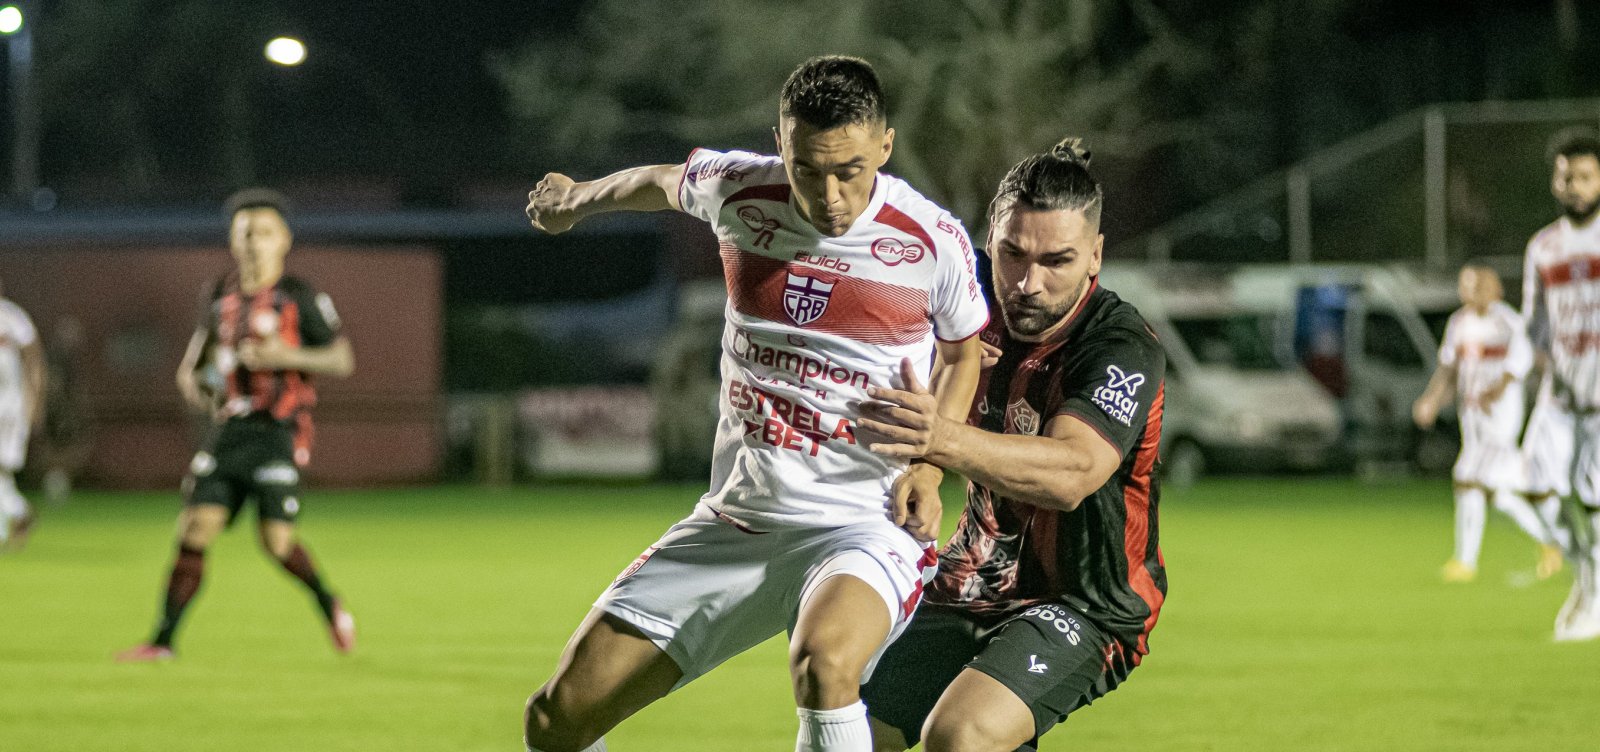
xmin=1092 ymin=365 xmax=1145 ymax=426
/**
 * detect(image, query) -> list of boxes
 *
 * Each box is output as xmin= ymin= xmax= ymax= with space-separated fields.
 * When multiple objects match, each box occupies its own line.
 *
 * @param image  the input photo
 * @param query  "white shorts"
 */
xmin=0 ymin=407 xmax=28 ymax=472
xmin=596 ymin=502 xmax=934 ymax=689
xmin=1454 ymin=402 xmax=1524 ymax=488
xmin=1521 ymin=382 xmax=1600 ymax=505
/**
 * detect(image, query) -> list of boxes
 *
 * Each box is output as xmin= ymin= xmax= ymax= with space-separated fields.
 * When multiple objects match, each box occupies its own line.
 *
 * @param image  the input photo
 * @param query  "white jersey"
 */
xmin=677 ymin=149 xmax=988 ymax=529
xmin=1438 ymin=301 xmax=1533 ymax=413
xmin=1523 ymin=215 xmax=1600 ymax=409
xmin=0 ymin=299 xmax=37 ymax=410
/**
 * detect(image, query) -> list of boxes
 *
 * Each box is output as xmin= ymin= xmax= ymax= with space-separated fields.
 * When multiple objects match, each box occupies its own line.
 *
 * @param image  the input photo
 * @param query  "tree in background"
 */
xmin=494 ymin=0 xmax=1211 ymax=228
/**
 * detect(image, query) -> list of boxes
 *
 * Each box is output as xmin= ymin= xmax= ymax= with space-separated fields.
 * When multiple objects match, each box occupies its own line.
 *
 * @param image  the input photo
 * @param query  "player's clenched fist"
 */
xmin=527 ymin=173 xmax=578 ymax=234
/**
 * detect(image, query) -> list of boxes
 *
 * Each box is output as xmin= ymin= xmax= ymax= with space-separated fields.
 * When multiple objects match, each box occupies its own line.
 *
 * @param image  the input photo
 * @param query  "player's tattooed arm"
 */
xmin=526 ymin=163 xmax=685 ymax=234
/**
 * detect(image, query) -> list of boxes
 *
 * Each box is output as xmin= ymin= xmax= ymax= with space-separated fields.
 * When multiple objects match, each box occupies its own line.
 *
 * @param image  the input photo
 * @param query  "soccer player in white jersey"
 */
xmin=521 ymin=56 xmax=987 ymax=751
xmin=0 ymin=277 xmax=44 ymax=550
xmin=1414 ymin=265 xmax=1560 ymax=583
xmin=1521 ymin=128 xmax=1600 ymax=641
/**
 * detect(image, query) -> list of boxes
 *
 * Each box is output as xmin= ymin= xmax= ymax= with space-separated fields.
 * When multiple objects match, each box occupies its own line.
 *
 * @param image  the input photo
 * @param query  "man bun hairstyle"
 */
xmin=1548 ymin=126 xmax=1600 ymax=165
xmin=780 ymin=55 xmax=887 ymax=130
xmin=989 ymin=137 xmax=1103 ymax=225
xmin=224 ymin=187 xmax=292 ymax=220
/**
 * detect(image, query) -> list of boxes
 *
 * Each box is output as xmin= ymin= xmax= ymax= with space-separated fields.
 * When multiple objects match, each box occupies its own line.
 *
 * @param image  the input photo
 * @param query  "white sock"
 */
xmin=1491 ymin=490 xmax=1553 ymax=546
xmin=527 ymin=738 xmax=606 ymax=752
xmin=796 ymin=701 xmax=871 ymax=752
xmin=1453 ymin=487 xmax=1487 ymax=567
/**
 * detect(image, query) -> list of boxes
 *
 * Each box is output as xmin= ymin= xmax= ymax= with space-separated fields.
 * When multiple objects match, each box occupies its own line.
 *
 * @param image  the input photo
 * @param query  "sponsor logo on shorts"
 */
xmin=616 ymin=545 xmax=659 ymax=582
xmin=1091 ymin=364 xmax=1145 ymax=427
xmin=254 ymin=463 xmax=300 ymax=486
xmin=1023 ymin=605 xmax=1084 ymax=646
xmin=283 ymin=497 xmax=300 ymax=515
xmin=190 ymin=451 xmax=217 ymax=477
xmin=1028 ymin=654 xmax=1049 ymax=674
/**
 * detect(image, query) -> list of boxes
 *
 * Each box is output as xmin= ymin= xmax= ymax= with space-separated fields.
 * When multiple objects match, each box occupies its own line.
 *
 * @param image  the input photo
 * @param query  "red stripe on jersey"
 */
xmin=873 ymin=203 xmax=939 ymax=260
xmin=1540 ymin=256 xmax=1600 ymax=288
xmin=726 ymin=183 xmax=792 ymax=206
xmin=1122 ymin=384 xmax=1166 ymax=661
xmin=219 ymin=293 xmax=242 ymax=401
xmin=1457 ymin=344 xmax=1508 ymax=361
xmin=273 ymin=300 xmax=304 ymax=421
xmin=720 ymin=243 xmax=932 ymax=346
xmin=247 ymin=291 xmax=277 ymax=413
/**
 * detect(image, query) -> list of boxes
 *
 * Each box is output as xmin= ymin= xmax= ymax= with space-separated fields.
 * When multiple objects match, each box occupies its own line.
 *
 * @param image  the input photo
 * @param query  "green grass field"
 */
xmin=1 ymin=478 xmax=1593 ymax=751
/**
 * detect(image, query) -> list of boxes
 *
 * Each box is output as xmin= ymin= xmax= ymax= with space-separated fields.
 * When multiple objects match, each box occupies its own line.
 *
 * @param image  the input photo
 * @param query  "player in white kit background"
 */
xmin=1520 ymin=128 xmax=1600 ymax=641
xmin=1413 ymin=265 xmax=1560 ymax=583
xmin=522 ymin=56 xmax=987 ymax=752
xmin=0 ymin=277 xmax=44 ymax=551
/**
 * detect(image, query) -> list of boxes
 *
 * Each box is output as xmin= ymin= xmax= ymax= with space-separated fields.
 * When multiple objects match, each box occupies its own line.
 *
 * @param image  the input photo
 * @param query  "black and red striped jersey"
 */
xmin=202 ymin=273 xmax=340 ymax=464
xmin=930 ymin=280 xmax=1167 ymax=665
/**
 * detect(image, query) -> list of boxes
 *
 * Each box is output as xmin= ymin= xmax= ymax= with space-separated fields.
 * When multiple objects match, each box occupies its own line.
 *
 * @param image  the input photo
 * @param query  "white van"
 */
xmin=1098 ymin=266 xmax=1344 ymax=486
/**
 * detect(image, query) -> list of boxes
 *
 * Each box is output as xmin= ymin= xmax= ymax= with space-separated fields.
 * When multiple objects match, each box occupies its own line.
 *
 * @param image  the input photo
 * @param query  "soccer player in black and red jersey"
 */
xmin=117 ymin=189 xmax=357 ymax=662
xmin=856 ymin=140 xmax=1166 ymax=752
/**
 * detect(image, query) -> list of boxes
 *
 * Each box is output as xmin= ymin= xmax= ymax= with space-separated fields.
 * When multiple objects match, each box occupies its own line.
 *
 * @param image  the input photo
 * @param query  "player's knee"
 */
xmin=523 ymin=682 xmax=605 ymax=752
xmin=789 ymin=642 xmax=864 ymax=707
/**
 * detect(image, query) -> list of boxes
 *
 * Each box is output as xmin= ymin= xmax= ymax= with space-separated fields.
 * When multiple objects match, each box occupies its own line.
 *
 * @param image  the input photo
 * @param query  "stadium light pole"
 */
xmin=1 ymin=1 xmax=40 ymax=205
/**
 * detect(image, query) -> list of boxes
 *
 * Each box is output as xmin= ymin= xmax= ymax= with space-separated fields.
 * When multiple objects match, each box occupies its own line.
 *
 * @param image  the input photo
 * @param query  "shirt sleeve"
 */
xmin=289 ymin=281 xmax=340 ymax=347
xmin=1437 ymin=313 xmax=1459 ymax=368
xmin=676 ymin=148 xmax=778 ymax=225
xmin=1 ymin=302 xmax=36 ymax=347
xmin=930 ymin=213 xmax=989 ymax=341
xmin=1055 ymin=325 xmax=1166 ymax=458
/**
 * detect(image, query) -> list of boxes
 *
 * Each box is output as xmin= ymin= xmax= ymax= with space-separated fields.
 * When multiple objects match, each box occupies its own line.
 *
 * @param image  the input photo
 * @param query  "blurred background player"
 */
xmin=522 ymin=56 xmax=986 ymax=752
xmin=857 ymin=141 xmax=1166 ymax=752
xmin=117 ymin=189 xmax=357 ymax=661
xmin=1413 ymin=265 xmax=1559 ymax=583
xmin=0 ymin=278 xmax=44 ymax=550
xmin=1520 ymin=128 xmax=1600 ymax=641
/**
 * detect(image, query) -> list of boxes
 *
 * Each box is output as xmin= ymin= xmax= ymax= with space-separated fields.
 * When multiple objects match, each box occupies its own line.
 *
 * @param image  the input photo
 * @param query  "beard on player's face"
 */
xmin=1561 ymin=195 xmax=1600 ymax=223
xmin=1000 ymin=274 xmax=1088 ymax=337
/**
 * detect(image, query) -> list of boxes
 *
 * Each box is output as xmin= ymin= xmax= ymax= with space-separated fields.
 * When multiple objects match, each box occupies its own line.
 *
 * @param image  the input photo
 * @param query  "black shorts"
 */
xmin=183 ymin=416 xmax=304 ymax=526
xmin=862 ymin=601 xmax=1124 ymax=750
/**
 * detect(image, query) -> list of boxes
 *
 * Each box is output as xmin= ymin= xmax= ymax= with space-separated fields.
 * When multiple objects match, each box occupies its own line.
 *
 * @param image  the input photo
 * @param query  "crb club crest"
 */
xmin=783 ymin=272 xmax=834 ymax=326
xmin=737 ymin=205 xmax=781 ymax=250
xmin=1006 ymin=397 xmax=1041 ymax=436
xmin=871 ymin=237 xmax=926 ymax=266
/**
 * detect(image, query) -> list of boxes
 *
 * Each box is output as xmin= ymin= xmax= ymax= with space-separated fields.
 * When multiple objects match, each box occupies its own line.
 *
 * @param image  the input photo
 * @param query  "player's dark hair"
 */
xmin=1548 ymin=127 xmax=1600 ymax=165
xmin=988 ymin=137 xmax=1102 ymax=225
xmin=780 ymin=55 xmax=886 ymax=130
xmin=224 ymin=187 xmax=292 ymax=220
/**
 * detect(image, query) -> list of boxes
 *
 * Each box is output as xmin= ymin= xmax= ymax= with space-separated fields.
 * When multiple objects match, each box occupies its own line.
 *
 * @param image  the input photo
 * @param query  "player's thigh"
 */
xmin=529 ymin=608 xmax=682 ymax=730
xmin=793 ymin=521 xmax=931 ymax=672
xmin=597 ymin=507 xmax=793 ymax=686
xmin=177 ymin=502 xmax=230 ymax=549
xmin=922 ymin=668 xmax=1036 ymax=752
xmin=860 ymin=604 xmax=985 ymax=749
xmin=943 ymin=603 xmax=1116 ymax=747
xmin=1574 ymin=413 xmax=1600 ymax=507
xmin=1523 ymin=401 xmax=1576 ymax=495
xmin=257 ymin=518 xmax=295 ymax=559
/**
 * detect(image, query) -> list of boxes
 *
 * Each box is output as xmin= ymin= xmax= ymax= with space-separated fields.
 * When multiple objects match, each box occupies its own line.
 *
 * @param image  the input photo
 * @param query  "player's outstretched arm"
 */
xmin=525 ymin=164 xmax=685 ymax=235
xmin=1412 ymin=364 xmax=1455 ymax=428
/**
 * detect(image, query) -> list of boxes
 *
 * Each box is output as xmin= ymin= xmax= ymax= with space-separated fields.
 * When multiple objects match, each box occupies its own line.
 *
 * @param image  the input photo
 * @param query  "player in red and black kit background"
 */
xmin=857 ymin=140 xmax=1165 ymax=752
xmin=118 ymin=189 xmax=357 ymax=662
